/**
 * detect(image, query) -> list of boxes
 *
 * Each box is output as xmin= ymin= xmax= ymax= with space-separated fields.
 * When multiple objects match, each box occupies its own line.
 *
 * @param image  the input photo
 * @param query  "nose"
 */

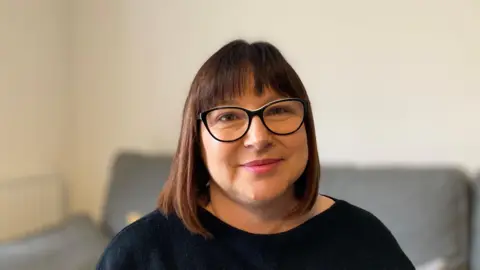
xmin=243 ymin=116 xmax=273 ymax=150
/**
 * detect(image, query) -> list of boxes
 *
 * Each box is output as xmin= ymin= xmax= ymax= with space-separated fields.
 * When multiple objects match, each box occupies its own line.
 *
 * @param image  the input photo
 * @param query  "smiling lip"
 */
xmin=242 ymin=158 xmax=283 ymax=173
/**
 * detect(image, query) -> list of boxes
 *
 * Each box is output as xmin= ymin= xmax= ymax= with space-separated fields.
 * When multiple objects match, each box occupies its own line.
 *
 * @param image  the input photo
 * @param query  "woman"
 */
xmin=97 ymin=40 xmax=414 ymax=269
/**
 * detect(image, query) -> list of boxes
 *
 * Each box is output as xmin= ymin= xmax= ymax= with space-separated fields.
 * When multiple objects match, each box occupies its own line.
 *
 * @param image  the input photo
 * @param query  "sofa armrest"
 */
xmin=470 ymin=175 xmax=480 ymax=270
xmin=0 ymin=214 xmax=109 ymax=270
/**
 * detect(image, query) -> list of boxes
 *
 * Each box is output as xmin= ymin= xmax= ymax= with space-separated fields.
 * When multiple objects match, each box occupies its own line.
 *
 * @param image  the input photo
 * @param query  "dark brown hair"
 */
xmin=158 ymin=39 xmax=320 ymax=237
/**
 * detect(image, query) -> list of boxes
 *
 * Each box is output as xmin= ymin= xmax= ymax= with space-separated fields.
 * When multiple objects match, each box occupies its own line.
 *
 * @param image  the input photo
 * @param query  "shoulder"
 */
xmin=328 ymin=198 xmax=414 ymax=268
xmin=327 ymin=197 xmax=393 ymax=231
xmin=313 ymin=196 xmax=398 ymax=240
xmin=96 ymin=209 xmax=177 ymax=270
xmin=332 ymin=199 xmax=399 ymax=240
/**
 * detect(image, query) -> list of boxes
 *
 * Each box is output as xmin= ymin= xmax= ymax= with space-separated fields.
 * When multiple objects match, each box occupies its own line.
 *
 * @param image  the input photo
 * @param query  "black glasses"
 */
xmin=198 ymin=98 xmax=307 ymax=142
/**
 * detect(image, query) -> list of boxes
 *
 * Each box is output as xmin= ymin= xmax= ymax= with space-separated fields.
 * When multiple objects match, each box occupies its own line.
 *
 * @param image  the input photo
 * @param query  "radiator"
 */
xmin=0 ymin=175 xmax=66 ymax=241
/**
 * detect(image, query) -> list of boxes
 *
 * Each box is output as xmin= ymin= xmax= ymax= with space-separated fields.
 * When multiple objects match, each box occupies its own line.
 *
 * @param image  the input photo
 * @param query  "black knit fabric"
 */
xmin=96 ymin=198 xmax=414 ymax=270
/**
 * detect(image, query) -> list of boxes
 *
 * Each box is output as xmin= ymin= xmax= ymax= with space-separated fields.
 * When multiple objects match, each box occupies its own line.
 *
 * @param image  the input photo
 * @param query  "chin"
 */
xmin=247 ymin=193 xmax=278 ymax=203
xmin=240 ymin=185 xmax=292 ymax=205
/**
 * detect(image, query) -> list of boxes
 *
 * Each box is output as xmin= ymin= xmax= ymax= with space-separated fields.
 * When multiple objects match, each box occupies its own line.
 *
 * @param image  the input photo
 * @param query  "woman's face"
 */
xmin=200 ymin=88 xmax=309 ymax=206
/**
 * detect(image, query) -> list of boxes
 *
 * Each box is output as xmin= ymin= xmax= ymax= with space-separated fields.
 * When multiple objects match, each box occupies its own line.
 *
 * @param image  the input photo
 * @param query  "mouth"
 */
xmin=241 ymin=158 xmax=283 ymax=174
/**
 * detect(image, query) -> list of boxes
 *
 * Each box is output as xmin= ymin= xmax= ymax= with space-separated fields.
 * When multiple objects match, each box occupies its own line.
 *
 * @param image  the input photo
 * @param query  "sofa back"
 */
xmin=101 ymin=152 xmax=172 ymax=236
xmin=101 ymin=152 xmax=480 ymax=269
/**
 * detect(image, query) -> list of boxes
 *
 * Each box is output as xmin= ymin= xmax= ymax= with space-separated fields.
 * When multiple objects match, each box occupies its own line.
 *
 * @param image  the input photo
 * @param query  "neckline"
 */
xmin=198 ymin=196 xmax=345 ymax=239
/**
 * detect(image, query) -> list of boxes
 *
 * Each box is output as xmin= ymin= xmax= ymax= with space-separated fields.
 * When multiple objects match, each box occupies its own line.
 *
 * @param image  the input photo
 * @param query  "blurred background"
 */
xmin=0 ymin=0 xmax=479 ymax=269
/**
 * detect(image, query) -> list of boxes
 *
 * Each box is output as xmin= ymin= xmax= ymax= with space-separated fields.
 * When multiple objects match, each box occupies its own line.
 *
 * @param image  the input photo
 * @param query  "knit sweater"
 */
xmin=96 ymin=198 xmax=414 ymax=269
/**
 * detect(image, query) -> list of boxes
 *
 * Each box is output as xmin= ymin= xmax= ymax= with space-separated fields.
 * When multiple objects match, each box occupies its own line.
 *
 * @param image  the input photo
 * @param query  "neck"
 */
xmin=207 ymin=182 xmax=309 ymax=234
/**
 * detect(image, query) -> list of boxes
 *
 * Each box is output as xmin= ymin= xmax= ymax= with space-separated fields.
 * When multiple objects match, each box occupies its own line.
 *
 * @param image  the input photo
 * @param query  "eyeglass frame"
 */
xmin=197 ymin=97 xmax=308 ymax=143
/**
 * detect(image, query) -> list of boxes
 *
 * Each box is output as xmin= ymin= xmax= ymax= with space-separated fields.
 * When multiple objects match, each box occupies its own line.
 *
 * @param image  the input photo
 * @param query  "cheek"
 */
xmin=284 ymin=129 xmax=309 ymax=184
xmin=281 ymin=127 xmax=309 ymax=172
xmin=201 ymin=129 xmax=227 ymax=161
xmin=286 ymin=127 xmax=308 ymax=157
xmin=200 ymin=127 xmax=238 ymax=177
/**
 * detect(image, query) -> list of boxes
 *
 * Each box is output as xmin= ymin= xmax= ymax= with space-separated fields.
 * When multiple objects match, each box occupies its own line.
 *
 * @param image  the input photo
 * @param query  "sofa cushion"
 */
xmin=101 ymin=152 xmax=173 ymax=236
xmin=319 ymin=166 xmax=470 ymax=269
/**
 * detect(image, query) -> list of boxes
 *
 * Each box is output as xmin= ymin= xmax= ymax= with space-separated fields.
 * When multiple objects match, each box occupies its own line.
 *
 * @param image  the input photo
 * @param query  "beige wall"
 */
xmin=70 ymin=0 xmax=478 ymax=221
xmin=0 ymin=0 xmax=69 ymax=237
xmin=0 ymin=0 xmax=69 ymax=181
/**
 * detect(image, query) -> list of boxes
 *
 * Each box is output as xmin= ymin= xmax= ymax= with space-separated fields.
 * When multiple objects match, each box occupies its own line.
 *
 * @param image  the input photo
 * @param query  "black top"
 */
xmin=96 ymin=198 xmax=414 ymax=270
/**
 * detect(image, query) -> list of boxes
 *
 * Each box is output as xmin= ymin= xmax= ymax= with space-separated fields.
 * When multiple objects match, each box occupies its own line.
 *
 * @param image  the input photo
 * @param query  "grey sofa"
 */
xmin=1 ymin=151 xmax=479 ymax=269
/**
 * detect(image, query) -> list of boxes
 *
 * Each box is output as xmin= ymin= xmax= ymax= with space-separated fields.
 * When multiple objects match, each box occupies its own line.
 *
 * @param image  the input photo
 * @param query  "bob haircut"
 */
xmin=158 ymin=39 xmax=320 ymax=238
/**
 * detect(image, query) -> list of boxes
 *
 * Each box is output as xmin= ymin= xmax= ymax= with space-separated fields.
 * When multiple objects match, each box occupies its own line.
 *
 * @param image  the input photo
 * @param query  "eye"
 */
xmin=268 ymin=107 xmax=289 ymax=115
xmin=218 ymin=113 xmax=238 ymax=122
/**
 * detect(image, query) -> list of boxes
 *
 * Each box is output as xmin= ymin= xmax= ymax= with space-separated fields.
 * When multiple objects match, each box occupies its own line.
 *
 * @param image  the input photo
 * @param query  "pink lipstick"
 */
xmin=242 ymin=158 xmax=283 ymax=174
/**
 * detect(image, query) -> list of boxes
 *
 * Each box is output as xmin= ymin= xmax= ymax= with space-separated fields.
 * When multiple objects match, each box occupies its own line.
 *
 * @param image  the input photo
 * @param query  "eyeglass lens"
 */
xmin=205 ymin=100 xmax=304 ymax=141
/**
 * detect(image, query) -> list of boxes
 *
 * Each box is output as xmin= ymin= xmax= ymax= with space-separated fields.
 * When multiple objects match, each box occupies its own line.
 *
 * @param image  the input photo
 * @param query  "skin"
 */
xmin=200 ymin=87 xmax=334 ymax=234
